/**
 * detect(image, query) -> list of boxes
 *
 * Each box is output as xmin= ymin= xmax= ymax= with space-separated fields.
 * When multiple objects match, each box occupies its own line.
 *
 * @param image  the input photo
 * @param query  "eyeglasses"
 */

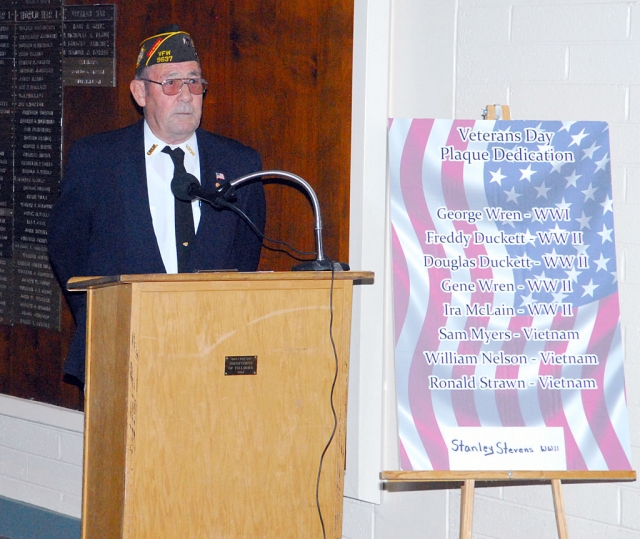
xmin=141 ymin=77 xmax=208 ymax=96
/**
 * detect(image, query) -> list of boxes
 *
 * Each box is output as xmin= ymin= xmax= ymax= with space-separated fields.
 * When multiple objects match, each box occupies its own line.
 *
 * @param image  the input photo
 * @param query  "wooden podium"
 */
xmin=69 ymin=271 xmax=373 ymax=539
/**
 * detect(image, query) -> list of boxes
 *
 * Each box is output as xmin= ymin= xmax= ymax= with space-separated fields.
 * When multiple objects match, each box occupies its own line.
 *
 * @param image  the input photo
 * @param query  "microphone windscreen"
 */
xmin=171 ymin=172 xmax=199 ymax=201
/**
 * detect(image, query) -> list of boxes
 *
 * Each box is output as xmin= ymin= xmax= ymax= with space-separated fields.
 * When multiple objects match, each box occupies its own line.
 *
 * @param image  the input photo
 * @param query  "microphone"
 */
xmin=230 ymin=171 xmax=350 ymax=271
xmin=171 ymin=172 xmax=236 ymax=207
xmin=173 ymin=169 xmax=349 ymax=271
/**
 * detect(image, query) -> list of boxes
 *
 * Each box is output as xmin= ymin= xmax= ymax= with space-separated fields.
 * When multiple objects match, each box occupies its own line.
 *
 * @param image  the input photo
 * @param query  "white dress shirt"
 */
xmin=144 ymin=121 xmax=201 ymax=274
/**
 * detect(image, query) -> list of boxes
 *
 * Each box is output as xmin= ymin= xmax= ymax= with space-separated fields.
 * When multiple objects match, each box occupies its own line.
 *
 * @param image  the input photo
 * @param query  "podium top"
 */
xmin=67 ymin=270 xmax=375 ymax=291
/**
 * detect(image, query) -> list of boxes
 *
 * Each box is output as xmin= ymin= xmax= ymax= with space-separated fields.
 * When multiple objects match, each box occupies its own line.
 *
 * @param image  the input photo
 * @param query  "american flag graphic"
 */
xmin=389 ymin=118 xmax=632 ymax=471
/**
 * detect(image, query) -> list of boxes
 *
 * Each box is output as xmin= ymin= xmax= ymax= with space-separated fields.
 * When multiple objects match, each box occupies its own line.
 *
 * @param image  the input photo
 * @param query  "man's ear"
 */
xmin=130 ymin=79 xmax=147 ymax=108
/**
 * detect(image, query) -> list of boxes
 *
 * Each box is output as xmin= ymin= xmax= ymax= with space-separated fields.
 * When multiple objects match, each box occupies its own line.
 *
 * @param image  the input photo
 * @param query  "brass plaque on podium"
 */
xmin=225 ymin=355 xmax=258 ymax=376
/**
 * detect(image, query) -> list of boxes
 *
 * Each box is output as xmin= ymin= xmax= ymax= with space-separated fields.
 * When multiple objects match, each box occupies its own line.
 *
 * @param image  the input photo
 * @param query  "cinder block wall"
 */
xmin=375 ymin=0 xmax=640 ymax=538
xmin=0 ymin=395 xmax=83 ymax=519
xmin=452 ymin=0 xmax=640 ymax=537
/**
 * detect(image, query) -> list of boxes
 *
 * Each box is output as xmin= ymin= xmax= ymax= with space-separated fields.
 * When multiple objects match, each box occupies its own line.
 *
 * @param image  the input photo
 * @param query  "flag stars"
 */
xmin=569 ymin=128 xmax=589 ymax=147
xmin=594 ymin=153 xmax=610 ymax=172
xmin=600 ymin=194 xmax=613 ymax=214
xmin=504 ymin=186 xmax=522 ymax=203
xmin=537 ymin=144 xmax=553 ymax=153
xmin=581 ymin=182 xmax=598 ymax=202
xmin=549 ymin=160 xmax=566 ymax=174
xmin=519 ymin=164 xmax=536 ymax=182
xmin=556 ymin=198 xmax=572 ymax=212
xmin=519 ymin=291 xmax=536 ymax=307
xmin=575 ymin=211 xmax=592 ymax=230
xmin=523 ymin=229 xmax=537 ymax=245
xmin=520 ymin=252 xmax=534 ymax=266
xmin=564 ymin=170 xmax=581 ymax=188
xmin=534 ymin=270 xmax=549 ymax=281
xmin=489 ymin=167 xmax=507 ymax=185
xmin=552 ymin=291 xmax=569 ymax=303
xmin=534 ymin=181 xmax=552 ymax=199
xmin=598 ymin=224 xmax=613 ymax=243
xmin=574 ymin=242 xmax=589 ymax=256
xmin=560 ymin=121 xmax=576 ymax=133
xmin=565 ymin=266 xmax=581 ymax=282
xmin=582 ymin=141 xmax=601 ymax=160
xmin=531 ymin=212 xmax=544 ymax=224
xmin=581 ymin=279 xmax=599 ymax=298
xmin=593 ymin=253 xmax=610 ymax=272
xmin=474 ymin=121 xmax=616 ymax=307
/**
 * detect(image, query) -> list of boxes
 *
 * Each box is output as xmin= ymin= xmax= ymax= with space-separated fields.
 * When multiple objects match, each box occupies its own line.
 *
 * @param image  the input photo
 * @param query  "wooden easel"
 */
xmin=460 ymin=476 xmax=567 ymax=539
xmin=483 ymin=104 xmax=511 ymax=120
xmin=381 ymin=470 xmax=635 ymax=539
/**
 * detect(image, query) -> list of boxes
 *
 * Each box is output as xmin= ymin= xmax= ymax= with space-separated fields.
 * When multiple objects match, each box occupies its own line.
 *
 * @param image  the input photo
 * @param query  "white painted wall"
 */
xmin=450 ymin=1 xmax=640 ymax=537
xmin=0 ymin=394 xmax=83 ymax=518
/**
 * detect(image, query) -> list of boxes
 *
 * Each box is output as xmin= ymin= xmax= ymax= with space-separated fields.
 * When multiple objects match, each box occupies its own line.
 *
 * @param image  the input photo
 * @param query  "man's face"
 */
xmin=130 ymin=61 xmax=203 ymax=145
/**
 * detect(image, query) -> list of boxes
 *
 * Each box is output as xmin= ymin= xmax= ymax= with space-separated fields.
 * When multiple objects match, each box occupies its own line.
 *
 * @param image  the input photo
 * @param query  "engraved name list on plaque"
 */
xmin=63 ymin=4 xmax=115 ymax=87
xmin=0 ymin=0 xmax=63 ymax=330
xmin=0 ymin=1 xmax=115 ymax=331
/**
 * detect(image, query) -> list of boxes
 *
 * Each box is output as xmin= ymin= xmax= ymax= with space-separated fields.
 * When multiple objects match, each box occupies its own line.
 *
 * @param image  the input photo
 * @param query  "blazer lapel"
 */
xmin=117 ymin=121 xmax=167 ymax=273
xmin=190 ymin=133 xmax=237 ymax=270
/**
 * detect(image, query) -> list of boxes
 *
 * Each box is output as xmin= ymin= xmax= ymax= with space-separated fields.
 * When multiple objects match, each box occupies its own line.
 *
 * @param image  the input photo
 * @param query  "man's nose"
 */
xmin=177 ymin=81 xmax=194 ymax=101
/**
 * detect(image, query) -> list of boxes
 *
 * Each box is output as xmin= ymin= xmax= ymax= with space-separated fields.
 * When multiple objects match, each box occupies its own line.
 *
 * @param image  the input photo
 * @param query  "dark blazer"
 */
xmin=47 ymin=120 xmax=266 ymax=382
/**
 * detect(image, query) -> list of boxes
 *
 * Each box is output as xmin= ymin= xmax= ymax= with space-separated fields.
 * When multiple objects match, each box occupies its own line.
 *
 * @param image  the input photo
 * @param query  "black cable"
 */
xmin=213 ymin=198 xmax=317 ymax=259
xmin=315 ymin=260 xmax=338 ymax=539
xmin=215 ymin=197 xmax=340 ymax=538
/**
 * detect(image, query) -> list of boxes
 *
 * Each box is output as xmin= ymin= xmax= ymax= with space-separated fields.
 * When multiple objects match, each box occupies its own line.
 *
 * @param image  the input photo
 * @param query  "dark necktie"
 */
xmin=161 ymin=146 xmax=195 ymax=272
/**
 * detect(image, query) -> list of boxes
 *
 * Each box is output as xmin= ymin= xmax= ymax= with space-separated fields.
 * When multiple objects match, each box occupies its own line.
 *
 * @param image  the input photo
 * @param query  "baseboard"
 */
xmin=0 ymin=495 xmax=80 ymax=539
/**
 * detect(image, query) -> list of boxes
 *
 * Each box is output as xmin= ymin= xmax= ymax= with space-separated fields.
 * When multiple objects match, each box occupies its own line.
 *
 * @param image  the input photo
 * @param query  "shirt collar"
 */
xmin=143 ymin=121 xmax=199 ymax=159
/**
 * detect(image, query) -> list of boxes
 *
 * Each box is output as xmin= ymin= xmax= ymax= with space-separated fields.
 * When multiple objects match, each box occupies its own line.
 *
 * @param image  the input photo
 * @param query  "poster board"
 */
xmin=388 ymin=118 xmax=633 ymax=475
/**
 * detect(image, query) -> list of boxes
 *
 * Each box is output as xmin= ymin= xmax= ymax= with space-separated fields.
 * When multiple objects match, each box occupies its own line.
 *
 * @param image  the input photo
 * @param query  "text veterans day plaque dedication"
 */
xmin=389 ymin=118 xmax=632 ymax=472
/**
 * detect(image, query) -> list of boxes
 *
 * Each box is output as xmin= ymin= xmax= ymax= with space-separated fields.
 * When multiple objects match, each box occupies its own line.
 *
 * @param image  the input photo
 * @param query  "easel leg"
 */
xmin=551 ymin=479 xmax=569 ymax=539
xmin=460 ymin=479 xmax=475 ymax=539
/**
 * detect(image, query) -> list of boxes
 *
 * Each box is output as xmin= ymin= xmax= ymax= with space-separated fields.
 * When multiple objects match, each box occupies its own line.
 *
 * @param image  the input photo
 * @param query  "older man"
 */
xmin=47 ymin=26 xmax=266 ymax=384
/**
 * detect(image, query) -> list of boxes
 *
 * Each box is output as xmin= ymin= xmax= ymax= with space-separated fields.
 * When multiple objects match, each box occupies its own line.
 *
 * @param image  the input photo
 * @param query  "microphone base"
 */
xmin=291 ymin=259 xmax=350 ymax=272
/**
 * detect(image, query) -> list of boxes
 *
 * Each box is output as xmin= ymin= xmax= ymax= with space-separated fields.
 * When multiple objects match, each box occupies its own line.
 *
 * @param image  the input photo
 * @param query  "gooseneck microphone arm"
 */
xmin=173 ymin=169 xmax=348 ymax=271
xmin=230 ymin=170 xmax=333 ymax=270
